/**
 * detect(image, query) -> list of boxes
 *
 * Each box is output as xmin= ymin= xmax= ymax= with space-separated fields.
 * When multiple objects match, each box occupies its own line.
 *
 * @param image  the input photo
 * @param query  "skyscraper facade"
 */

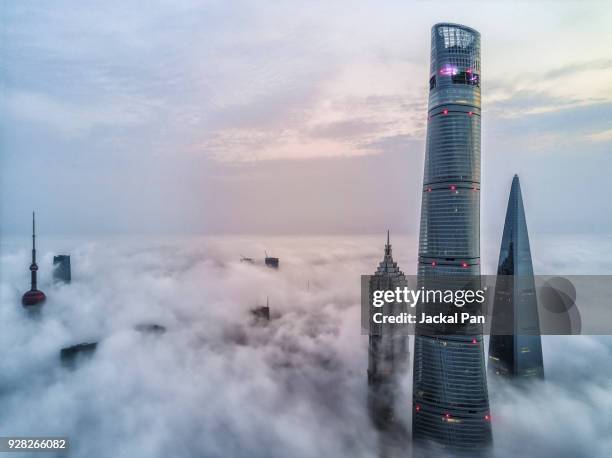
xmin=53 ymin=255 xmax=72 ymax=283
xmin=412 ymin=23 xmax=492 ymax=452
xmin=367 ymin=232 xmax=409 ymax=433
xmin=488 ymin=175 xmax=544 ymax=379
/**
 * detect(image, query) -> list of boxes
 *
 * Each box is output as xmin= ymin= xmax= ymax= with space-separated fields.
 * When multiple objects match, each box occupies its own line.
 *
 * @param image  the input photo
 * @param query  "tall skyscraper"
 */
xmin=367 ymin=231 xmax=409 ymax=434
xmin=53 ymin=255 xmax=72 ymax=283
xmin=412 ymin=23 xmax=492 ymax=452
xmin=488 ymin=175 xmax=544 ymax=379
xmin=22 ymin=212 xmax=47 ymax=308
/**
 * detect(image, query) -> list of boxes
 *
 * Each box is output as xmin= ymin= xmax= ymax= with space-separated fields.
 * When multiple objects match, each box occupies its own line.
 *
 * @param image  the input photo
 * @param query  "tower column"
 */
xmin=412 ymin=23 xmax=492 ymax=453
xmin=22 ymin=212 xmax=46 ymax=308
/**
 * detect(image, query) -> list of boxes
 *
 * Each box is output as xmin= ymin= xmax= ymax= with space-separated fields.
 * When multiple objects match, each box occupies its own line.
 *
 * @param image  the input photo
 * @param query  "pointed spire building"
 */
xmin=367 ymin=231 xmax=409 ymax=433
xmin=22 ymin=212 xmax=46 ymax=308
xmin=488 ymin=175 xmax=544 ymax=379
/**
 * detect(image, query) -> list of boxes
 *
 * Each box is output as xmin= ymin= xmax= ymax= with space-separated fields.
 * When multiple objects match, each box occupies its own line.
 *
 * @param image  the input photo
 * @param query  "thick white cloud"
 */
xmin=1 ymin=235 xmax=611 ymax=457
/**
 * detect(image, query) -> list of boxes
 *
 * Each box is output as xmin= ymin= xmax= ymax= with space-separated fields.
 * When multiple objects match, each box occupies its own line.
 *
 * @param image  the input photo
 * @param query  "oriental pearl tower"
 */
xmin=22 ymin=212 xmax=46 ymax=308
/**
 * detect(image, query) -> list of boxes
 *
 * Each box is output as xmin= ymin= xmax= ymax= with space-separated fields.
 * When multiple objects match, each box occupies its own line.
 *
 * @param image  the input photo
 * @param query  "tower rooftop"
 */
xmin=433 ymin=22 xmax=479 ymax=34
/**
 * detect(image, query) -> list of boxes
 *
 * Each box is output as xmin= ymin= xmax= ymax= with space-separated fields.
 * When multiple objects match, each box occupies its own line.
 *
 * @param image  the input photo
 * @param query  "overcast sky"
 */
xmin=2 ymin=0 xmax=612 ymax=237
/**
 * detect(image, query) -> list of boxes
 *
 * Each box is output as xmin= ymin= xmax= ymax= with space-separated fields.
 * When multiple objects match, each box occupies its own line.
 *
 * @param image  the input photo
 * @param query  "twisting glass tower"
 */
xmin=412 ymin=23 xmax=492 ymax=452
xmin=488 ymin=175 xmax=544 ymax=379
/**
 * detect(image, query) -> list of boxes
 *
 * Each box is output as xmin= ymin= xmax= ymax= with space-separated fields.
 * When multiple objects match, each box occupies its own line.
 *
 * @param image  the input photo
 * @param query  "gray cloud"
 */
xmin=542 ymin=59 xmax=612 ymax=79
xmin=359 ymin=134 xmax=422 ymax=155
xmin=486 ymin=90 xmax=603 ymax=117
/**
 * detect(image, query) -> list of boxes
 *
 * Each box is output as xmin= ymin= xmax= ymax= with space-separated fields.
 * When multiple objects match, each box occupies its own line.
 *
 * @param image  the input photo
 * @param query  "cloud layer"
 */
xmin=1 ymin=234 xmax=611 ymax=457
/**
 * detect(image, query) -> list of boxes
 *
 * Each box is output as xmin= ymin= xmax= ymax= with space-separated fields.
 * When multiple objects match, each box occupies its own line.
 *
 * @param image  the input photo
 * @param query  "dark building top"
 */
xmin=264 ymin=255 xmax=279 ymax=269
xmin=22 ymin=212 xmax=46 ymax=308
xmin=251 ymin=297 xmax=271 ymax=324
xmin=134 ymin=323 xmax=167 ymax=334
xmin=60 ymin=342 xmax=98 ymax=367
xmin=53 ymin=255 xmax=71 ymax=283
xmin=374 ymin=230 xmax=405 ymax=279
xmin=489 ymin=175 xmax=544 ymax=379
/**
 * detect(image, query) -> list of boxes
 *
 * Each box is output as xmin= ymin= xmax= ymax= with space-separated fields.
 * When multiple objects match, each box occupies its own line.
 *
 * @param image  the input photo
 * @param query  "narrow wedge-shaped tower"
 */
xmin=22 ymin=212 xmax=46 ymax=309
xmin=488 ymin=175 xmax=544 ymax=379
xmin=412 ymin=23 xmax=492 ymax=454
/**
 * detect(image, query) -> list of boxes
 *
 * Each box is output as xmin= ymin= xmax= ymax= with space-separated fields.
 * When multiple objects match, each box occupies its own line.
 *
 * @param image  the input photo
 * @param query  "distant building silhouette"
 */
xmin=264 ymin=251 xmax=279 ymax=269
xmin=488 ymin=175 xmax=544 ymax=379
xmin=367 ymin=231 xmax=409 ymax=436
xmin=251 ymin=297 xmax=271 ymax=324
xmin=134 ymin=323 xmax=167 ymax=335
xmin=60 ymin=342 xmax=97 ymax=367
xmin=22 ymin=212 xmax=46 ymax=309
xmin=53 ymin=255 xmax=71 ymax=283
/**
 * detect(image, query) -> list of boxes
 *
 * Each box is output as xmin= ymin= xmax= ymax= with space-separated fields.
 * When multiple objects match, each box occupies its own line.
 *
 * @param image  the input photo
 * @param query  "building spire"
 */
xmin=22 ymin=211 xmax=46 ymax=307
xmin=32 ymin=212 xmax=36 ymax=262
xmin=30 ymin=212 xmax=38 ymax=290
xmin=385 ymin=229 xmax=392 ymax=256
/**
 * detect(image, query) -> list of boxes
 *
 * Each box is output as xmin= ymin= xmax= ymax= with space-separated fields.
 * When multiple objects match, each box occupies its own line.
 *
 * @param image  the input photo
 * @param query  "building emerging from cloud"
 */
xmin=367 ymin=231 xmax=409 ymax=436
xmin=53 ymin=255 xmax=72 ymax=284
xmin=488 ymin=175 xmax=544 ymax=379
xmin=22 ymin=212 xmax=46 ymax=309
xmin=412 ymin=23 xmax=492 ymax=453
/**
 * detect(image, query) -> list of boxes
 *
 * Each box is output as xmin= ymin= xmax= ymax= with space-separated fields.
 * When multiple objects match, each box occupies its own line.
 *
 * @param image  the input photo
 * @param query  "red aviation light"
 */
xmin=484 ymin=414 xmax=491 ymax=422
xmin=450 ymin=185 xmax=456 ymax=191
xmin=427 ymin=187 xmax=432 ymax=192
xmin=443 ymin=413 xmax=451 ymax=421
xmin=461 ymin=262 xmax=469 ymax=268
xmin=415 ymin=405 xmax=421 ymax=412
xmin=442 ymin=109 xmax=448 ymax=115
xmin=472 ymin=338 xmax=478 ymax=344
xmin=468 ymin=111 xmax=473 ymax=116
xmin=431 ymin=261 xmax=437 ymax=267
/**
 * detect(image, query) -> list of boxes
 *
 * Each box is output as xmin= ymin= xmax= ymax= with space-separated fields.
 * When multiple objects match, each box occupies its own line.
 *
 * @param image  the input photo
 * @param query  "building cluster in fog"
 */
xmin=19 ymin=212 xmax=283 ymax=369
xmin=240 ymin=251 xmax=280 ymax=269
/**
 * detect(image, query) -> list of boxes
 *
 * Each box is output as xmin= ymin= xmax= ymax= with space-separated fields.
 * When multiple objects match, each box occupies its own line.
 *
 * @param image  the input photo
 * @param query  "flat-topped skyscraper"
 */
xmin=412 ymin=23 xmax=492 ymax=452
xmin=53 ymin=255 xmax=72 ymax=283
xmin=488 ymin=175 xmax=544 ymax=379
